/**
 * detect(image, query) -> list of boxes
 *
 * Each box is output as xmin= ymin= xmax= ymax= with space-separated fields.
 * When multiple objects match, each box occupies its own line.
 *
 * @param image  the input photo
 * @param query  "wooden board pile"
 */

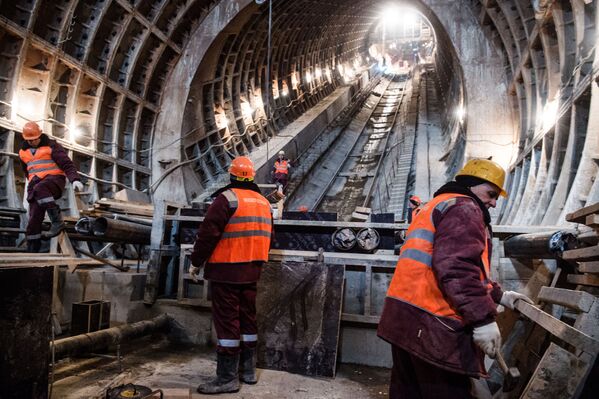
xmin=496 ymin=202 xmax=599 ymax=398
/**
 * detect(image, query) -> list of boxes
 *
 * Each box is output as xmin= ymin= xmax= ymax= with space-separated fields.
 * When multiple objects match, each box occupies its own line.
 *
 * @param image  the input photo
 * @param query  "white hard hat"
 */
xmin=278 ymin=150 xmax=285 ymax=156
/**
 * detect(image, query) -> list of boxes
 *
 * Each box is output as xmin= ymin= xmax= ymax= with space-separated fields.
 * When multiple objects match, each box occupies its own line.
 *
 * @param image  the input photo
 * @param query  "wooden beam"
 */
xmin=562 ymin=245 xmax=599 ymax=261
xmin=578 ymin=261 xmax=599 ymax=274
xmin=567 ymin=274 xmax=599 ymax=287
xmin=0 ymin=258 xmax=102 ymax=267
xmin=586 ymin=214 xmax=599 ymax=229
xmin=537 ymin=287 xmax=595 ymax=312
xmin=566 ymin=202 xmax=599 ymax=224
xmin=514 ymin=300 xmax=599 ymax=355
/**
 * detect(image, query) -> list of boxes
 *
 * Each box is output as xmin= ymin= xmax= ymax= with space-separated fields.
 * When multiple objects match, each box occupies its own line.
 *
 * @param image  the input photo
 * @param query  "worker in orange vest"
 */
xmin=18 ymin=122 xmax=84 ymax=252
xmin=190 ymin=156 xmax=273 ymax=394
xmin=272 ymin=150 xmax=291 ymax=194
xmin=407 ymin=194 xmax=422 ymax=223
xmin=378 ymin=159 xmax=533 ymax=398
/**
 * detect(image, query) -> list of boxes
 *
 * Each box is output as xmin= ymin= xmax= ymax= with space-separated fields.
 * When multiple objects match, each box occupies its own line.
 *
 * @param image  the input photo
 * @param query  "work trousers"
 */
xmin=26 ymin=175 xmax=65 ymax=240
xmin=389 ymin=345 xmax=474 ymax=399
xmin=211 ymin=281 xmax=258 ymax=355
xmin=273 ymin=172 xmax=288 ymax=190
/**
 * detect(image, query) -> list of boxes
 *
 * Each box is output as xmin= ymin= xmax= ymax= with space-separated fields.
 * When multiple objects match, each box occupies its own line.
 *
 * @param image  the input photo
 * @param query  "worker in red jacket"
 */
xmin=18 ymin=122 xmax=83 ymax=252
xmin=378 ymin=159 xmax=533 ymax=398
xmin=190 ymin=156 xmax=273 ymax=394
xmin=407 ymin=194 xmax=422 ymax=223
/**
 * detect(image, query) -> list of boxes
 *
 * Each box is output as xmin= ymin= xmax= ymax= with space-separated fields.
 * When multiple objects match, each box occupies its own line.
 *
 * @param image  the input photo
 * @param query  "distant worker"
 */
xmin=378 ymin=159 xmax=533 ymax=398
xmin=272 ymin=150 xmax=291 ymax=195
xmin=190 ymin=156 xmax=273 ymax=394
xmin=19 ymin=122 xmax=84 ymax=252
xmin=407 ymin=195 xmax=422 ymax=223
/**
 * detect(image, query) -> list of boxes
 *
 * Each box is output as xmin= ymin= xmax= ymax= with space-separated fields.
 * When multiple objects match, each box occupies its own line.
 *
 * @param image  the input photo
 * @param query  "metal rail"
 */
xmin=307 ymin=78 xmax=394 ymax=211
xmin=361 ymin=81 xmax=406 ymax=208
xmin=284 ymin=75 xmax=383 ymax=201
xmin=312 ymin=77 xmax=407 ymax=214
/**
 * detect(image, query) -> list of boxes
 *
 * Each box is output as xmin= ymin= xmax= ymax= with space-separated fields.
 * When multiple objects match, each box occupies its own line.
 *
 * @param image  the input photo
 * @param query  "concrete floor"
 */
xmin=52 ymin=336 xmax=390 ymax=398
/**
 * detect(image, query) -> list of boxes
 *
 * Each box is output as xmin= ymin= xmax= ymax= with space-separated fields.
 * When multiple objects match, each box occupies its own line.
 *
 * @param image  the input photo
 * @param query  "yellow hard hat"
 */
xmin=456 ymin=159 xmax=508 ymax=197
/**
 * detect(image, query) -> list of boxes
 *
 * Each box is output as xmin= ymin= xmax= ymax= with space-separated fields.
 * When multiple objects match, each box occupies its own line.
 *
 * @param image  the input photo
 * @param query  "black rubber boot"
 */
xmin=197 ymin=353 xmax=240 ymax=394
xmin=42 ymin=207 xmax=65 ymax=239
xmin=26 ymin=239 xmax=41 ymax=253
xmin=239 ymin=348 xmax=257 ymax=384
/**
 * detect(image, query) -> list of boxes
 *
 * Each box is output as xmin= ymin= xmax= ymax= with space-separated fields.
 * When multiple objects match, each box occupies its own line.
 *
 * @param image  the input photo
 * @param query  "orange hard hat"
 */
xmin=409 ymin=195 xmax=421 ymax=206
xmin=229 ymin=156 xmax=255 ymax=181
xmin=298 ymin=205 xmax=309 ymax=212
xmin=22 ymin=121 xmax=42 ymax=140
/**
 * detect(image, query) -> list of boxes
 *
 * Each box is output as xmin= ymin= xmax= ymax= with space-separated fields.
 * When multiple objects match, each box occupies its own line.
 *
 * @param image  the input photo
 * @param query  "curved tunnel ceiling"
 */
xmin=0 ymin=0 xmax=597 ymax=226
xmin=156 ymin=0 xmax=470 ymax=200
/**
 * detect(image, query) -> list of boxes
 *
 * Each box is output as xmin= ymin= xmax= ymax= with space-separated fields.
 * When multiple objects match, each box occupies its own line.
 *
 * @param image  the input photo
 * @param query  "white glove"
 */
xmin=473 ymin=322 xmax=501 ymax=358
xmin=189 ymin=265 xmax=201 ymax=282
xmin=500 ymin=291 xmax=533 ymax=310
xmin=72 ymin=181 xmax=84 ymax=192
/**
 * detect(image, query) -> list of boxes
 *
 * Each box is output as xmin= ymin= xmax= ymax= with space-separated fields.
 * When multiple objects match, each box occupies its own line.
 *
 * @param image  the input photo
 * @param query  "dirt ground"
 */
xmin=51 ymin=336 xmax=390 ymax=398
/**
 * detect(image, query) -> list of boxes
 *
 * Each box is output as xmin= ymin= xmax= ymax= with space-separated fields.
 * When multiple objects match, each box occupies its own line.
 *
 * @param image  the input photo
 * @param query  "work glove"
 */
xmin=500 ymin=291 xmax=533 ymax=310
xmin=72 ymin=181 xmax=84 ymax=192
xmin=189 ymin=265 xmax=201 ymax=282
xmin=473 ymin=321 xmax=501 ymax=358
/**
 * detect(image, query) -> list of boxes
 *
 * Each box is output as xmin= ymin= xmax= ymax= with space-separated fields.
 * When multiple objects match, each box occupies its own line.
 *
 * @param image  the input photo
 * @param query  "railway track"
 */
xmin=287 ymin=76 xmax=407 ymax=219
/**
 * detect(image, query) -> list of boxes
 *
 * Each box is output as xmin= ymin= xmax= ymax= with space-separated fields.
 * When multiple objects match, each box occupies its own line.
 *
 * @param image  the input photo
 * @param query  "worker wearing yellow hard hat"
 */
xmin=378 ymin=158 xmax=531 ymax=398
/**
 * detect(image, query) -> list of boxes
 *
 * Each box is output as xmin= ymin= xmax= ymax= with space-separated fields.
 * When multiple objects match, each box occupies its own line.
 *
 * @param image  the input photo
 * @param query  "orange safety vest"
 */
xmin=208 ymin=188 xmax=273 ymax=264
xmin=19 ymin=146 xmax=66 ymax=181
xmin=274 ymin=159 xmax=289 ymax=174
xmin=387 ymin=193 xmax=492 ymax=321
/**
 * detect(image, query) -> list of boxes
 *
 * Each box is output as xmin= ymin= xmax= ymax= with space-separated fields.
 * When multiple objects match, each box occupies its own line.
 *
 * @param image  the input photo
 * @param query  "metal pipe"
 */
xmin=92 ymin=217 xmax=151 ymax=245
xmin=112 ymin=214 xmax=153 ymax=226
xmin=51 ymin=314 xmax=170 ymax=360
xmin=503 ymin=230 xmax=579 ymax=259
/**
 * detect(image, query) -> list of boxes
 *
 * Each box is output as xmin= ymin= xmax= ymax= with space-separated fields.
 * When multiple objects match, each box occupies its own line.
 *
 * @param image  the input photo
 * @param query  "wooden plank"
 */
xmin=562 ymin=245 xmax=599 ymax=261
xmin=566 ymin=202 xmax=599 ymax=224
xmin=585 ymin=214 xmax=599 ymax=229
xmin=515 ymin=300 xmax=599 ymax=354
xmin=567 ymin=274 xmax=599 ymax=287
xmin=0 ymin=257 xmax=89 ymax=263
xmin=537 ymin=287 xmax=595 ymax=312
xmin=0 ymin=259 xmax=102 ymax=267
xmin=520 ymin=342 xmax=593 ymax=399
xmin=578 ymin=261 xmax=599 ymax=274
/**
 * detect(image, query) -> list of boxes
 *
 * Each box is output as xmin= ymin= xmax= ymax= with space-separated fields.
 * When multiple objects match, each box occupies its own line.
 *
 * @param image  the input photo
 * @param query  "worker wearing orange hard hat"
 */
xmin=271 ymin=150 xmax=291 ymax=194
xmin=190 ymin=156 xmax=273 ymax=394
xmin=18 ymin=121 xmax=84 ymax=252
xmin=407 ymin=194 xmax=423 ymax=223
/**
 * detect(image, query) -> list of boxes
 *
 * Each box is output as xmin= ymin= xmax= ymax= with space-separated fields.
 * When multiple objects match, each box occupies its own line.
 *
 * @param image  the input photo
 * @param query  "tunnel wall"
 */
xmin=421 ymin=0 xmax=517 ymax=172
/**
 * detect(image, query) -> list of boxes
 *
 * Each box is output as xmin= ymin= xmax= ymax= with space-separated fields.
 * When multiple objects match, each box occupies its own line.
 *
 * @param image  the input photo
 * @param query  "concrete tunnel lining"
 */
xmin=151 ymin=0 xmax=515 ymax=206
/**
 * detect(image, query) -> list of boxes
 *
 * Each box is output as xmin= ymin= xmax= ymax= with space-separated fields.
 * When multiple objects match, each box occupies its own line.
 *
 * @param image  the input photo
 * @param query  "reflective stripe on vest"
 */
xmin=274 ymin=159 xmax=289 ymax=174
xmin=208 ymin=188 xmax=273 ymax=264
xmin=19 ymin=146 xmax=65 ymax=181
xmin=386 ymin=193 xmax=491 ymax=321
